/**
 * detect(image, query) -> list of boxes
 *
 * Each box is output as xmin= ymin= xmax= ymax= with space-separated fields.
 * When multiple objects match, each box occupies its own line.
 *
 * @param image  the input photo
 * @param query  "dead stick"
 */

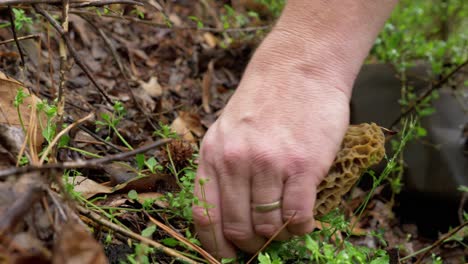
xmin=0 ymin=138 xmax=171 ymax=178
xmin=145 ymin=212 xmax=220 ymax=264
xmin=246 ymin=212 xmax=296 ymax=264
xmin=414 ymin=221 xmax=468 ymax=264
xmin=79 ymin=14 xmax=159 ymax=131
xmin=39 ymin=112 xmax=94 ymax=164
xmin=52 ymin=0 xmax=70 ymax=163
xmin=7 ymin=5 xmax=25 ymax=67
xmin=0 ymin=0 xmax=142 ymax=7
xmin=71 ymin=0 xmax=143 ymax=7
xmin=77 ymin=206 xmax=200 ymax=264
xmin=33 ymin=4 xmax=114 ymax=105
xmin=0 ymin=34 xmax=40 ymax=45
xmin=68 ymin=9 xmax=271 ymax=33
xmin=390 ymin=59 xmax=468 ymax=128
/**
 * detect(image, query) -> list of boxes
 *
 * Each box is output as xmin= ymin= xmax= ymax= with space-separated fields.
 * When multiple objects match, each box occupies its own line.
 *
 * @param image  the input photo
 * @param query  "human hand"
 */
xmin=192 ymin=28 xmax=352 ymax=259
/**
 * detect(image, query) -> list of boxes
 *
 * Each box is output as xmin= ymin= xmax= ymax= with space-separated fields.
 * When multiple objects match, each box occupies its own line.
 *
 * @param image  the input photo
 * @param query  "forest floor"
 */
xmin=0 ymin=1 xmax=466 ymax=263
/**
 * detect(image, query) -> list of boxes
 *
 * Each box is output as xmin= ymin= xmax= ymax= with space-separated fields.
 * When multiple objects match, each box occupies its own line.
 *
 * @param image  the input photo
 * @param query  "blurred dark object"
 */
xmin=351 ymin=63 xmax=467 ymax=235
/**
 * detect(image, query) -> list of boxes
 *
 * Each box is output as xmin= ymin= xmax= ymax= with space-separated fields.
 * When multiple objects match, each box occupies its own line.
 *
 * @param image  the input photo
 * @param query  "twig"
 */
xmin=77 ymin=206 xmax=200 ymax=264
xmin=0 ymin=0 xmax=143 ymax=7
xmin=0 ymin=138 xmax=171 ymax=178
xmin=145 ymin=212 xmax=220 ymax=264
xmin=76 ymin=123 xmax=124 ymax=152
xmin=78 ymin=14 xmax=159 ymax=131
xmin=246 ymin=212 xmax=296 ymax=264
xmin=7 ymin=5 xmax=25 ymax=67
xmin=68 ymin=10 xmax=271 ymax=32
xmin=414 ymin=221 xmax=468 ymax=264
xmin=390 ymin=59 xmax=468 ymax=128
xmin=52 ymin=0 xmax=70 ymax=162
xmin=33 ymin=4 xmax=114 ymax=105
xmin=0 ymin=34 xmax=40 ymax=45
xmin=71 ymin=0 xmax=143 ymax=8
xmin=458 ymin=193 xmax=467 ymax=224
xmin=39 ymin=112 xmax=94 ymax=164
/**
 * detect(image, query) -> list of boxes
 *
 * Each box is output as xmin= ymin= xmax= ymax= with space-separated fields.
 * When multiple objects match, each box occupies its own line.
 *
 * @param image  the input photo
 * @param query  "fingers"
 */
xmin=251 ymin=163 xmax=291 ymax=241
xmin=217 ymin=144 xmax=266 ymax=253
xmin=282 ymin=173 xmax=317 ymax=235
xmin=193 ymin=162 xmax=237 ymax=259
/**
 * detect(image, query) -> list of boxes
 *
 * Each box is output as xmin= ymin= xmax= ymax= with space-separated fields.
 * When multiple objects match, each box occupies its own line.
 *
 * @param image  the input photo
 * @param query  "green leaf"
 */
xmin=258 ymin=253 xmax=272 ymax=264
xmin=418 ymin=107 xmax=436 ymax=117
xmin=128 ymin=190 xmax=138 ymax=200
xmin=145 ymin=157 xmax=158 ymax=173
xmin=141 ymin=225 xmax=156 ymax=237
xmin=161 ymin=238 xmax=178 ymax=247
xmin=458 ymin=185 xmax=468 ymax=193
xmin=135 ymin=154 xmax=145 ymax=170
xmin=370 ymin=255 xmax=389 ymax=264
xmin=416 ymin=126 xmax=427 ymax=137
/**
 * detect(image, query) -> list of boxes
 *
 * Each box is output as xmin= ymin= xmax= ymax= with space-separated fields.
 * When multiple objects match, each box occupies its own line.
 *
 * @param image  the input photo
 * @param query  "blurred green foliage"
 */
xmin=371 ymin=0 xmax=468 ymax=76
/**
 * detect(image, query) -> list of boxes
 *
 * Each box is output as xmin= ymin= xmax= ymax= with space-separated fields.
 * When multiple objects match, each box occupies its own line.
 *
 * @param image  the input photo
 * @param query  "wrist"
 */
xmin=249 ymin=29 xmax=355 ymax=99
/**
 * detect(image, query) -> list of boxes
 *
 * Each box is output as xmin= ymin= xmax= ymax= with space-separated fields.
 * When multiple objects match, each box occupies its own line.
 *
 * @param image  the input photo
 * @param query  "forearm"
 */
xmin=252 ymin=0 xmax=398 ymax=97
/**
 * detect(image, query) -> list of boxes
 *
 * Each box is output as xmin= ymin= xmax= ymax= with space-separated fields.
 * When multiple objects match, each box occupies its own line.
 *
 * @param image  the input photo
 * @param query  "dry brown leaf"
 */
xmin=203 ymin=32 xmax=218 ymax=48
xmin=0 ymin=71 xmax=44 ymax=152
xmin=68 ymin=176 xmax=113 ymax=199
xmin=52 ymin=220 xmax=107 ymax=264
xmin=132 ymin=87 xmax=156 ymax=112
xmin=139 ymin=76 xmax=163 ymax=97
xmin=171 ymin=116 xmax=196 ymax=142
xmin=137 ymin=192 xmax=168 ymax=208
xmin=178 ymin=111 xmax=205 ymax=137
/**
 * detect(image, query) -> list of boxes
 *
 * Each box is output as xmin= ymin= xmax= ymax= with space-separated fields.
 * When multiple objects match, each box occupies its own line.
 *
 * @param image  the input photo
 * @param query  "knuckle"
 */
xmin=192 ymin=207 xmax=220 ymax=228
xmin=221 ymin=144 xmax=244 ymax=166
xmin=284 ymin=153 xmax=308 ymax=176
xmin=223 ymin=222 xmax=252 ymax=242
xmin=251 ymin=148 xmax=274 ymax=166
xmin=254 ymin=224 xmax=277 ymax=238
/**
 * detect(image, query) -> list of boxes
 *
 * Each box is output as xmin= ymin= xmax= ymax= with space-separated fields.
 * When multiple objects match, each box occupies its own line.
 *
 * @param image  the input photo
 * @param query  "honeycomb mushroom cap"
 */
xmin=314 ymin=123 xmax=386 ymax=217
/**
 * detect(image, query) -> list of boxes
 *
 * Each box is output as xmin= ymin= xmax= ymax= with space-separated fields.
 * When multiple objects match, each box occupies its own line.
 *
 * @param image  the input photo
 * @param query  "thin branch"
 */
xmin=39 ymin=112 xmax=94 ymax=164
xmin=390 ymin=59 xmax=468 ymax=128
xmin=414 ymin=221 xmax=468 ymax=264
xmin=68 ymin=10 xmax=271 ymax=33
xmin=145 ymin=212 xmax=220 ymax=264
xmin=0 ymin=0 xmax=143 ymax=7
xmin=52 ymin=0 xmax=70 ymax=163
xmin=77 ymin=206 xmax=200 ymax=264
xmin=7 ymin=5 xmax=25 ymax=67
xmin=78 ymin=14 xmax=159 ymax=131
xmin=33 ymin=4 xmax=114 ymax=105
xmin=246 ymin=212 xmax=296 ymax=264
xmin=0 ymin=34 xmax=40 ymax=45
xmin=71 ymin=0 xmax=143 ymax=8
xmin=0 ymin=138 xmax=171 ymax=179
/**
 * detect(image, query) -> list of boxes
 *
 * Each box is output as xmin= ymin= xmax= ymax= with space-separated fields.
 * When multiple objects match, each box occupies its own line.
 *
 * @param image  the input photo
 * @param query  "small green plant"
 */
xmin=254 ymin=0 xmax=285 ymax=17
xmin=163 ymin=161 xmax=199 ymax=221
xmin=13 ymin=88 xmax=30 ymax=132
xmin=96 ymin=101 xmax=133 ymax=149
xmin=0 ymin=8 xmax=34 ymax=31
xmin=153 ymin=122 xmax=178 ymax=139
xmin=124 ymin=241 xmax=155 ymax=264
xmin=36 ymin=99 xmax=58 ymax=145
xmin=189 ymin=16 xmax=205 ymax=29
